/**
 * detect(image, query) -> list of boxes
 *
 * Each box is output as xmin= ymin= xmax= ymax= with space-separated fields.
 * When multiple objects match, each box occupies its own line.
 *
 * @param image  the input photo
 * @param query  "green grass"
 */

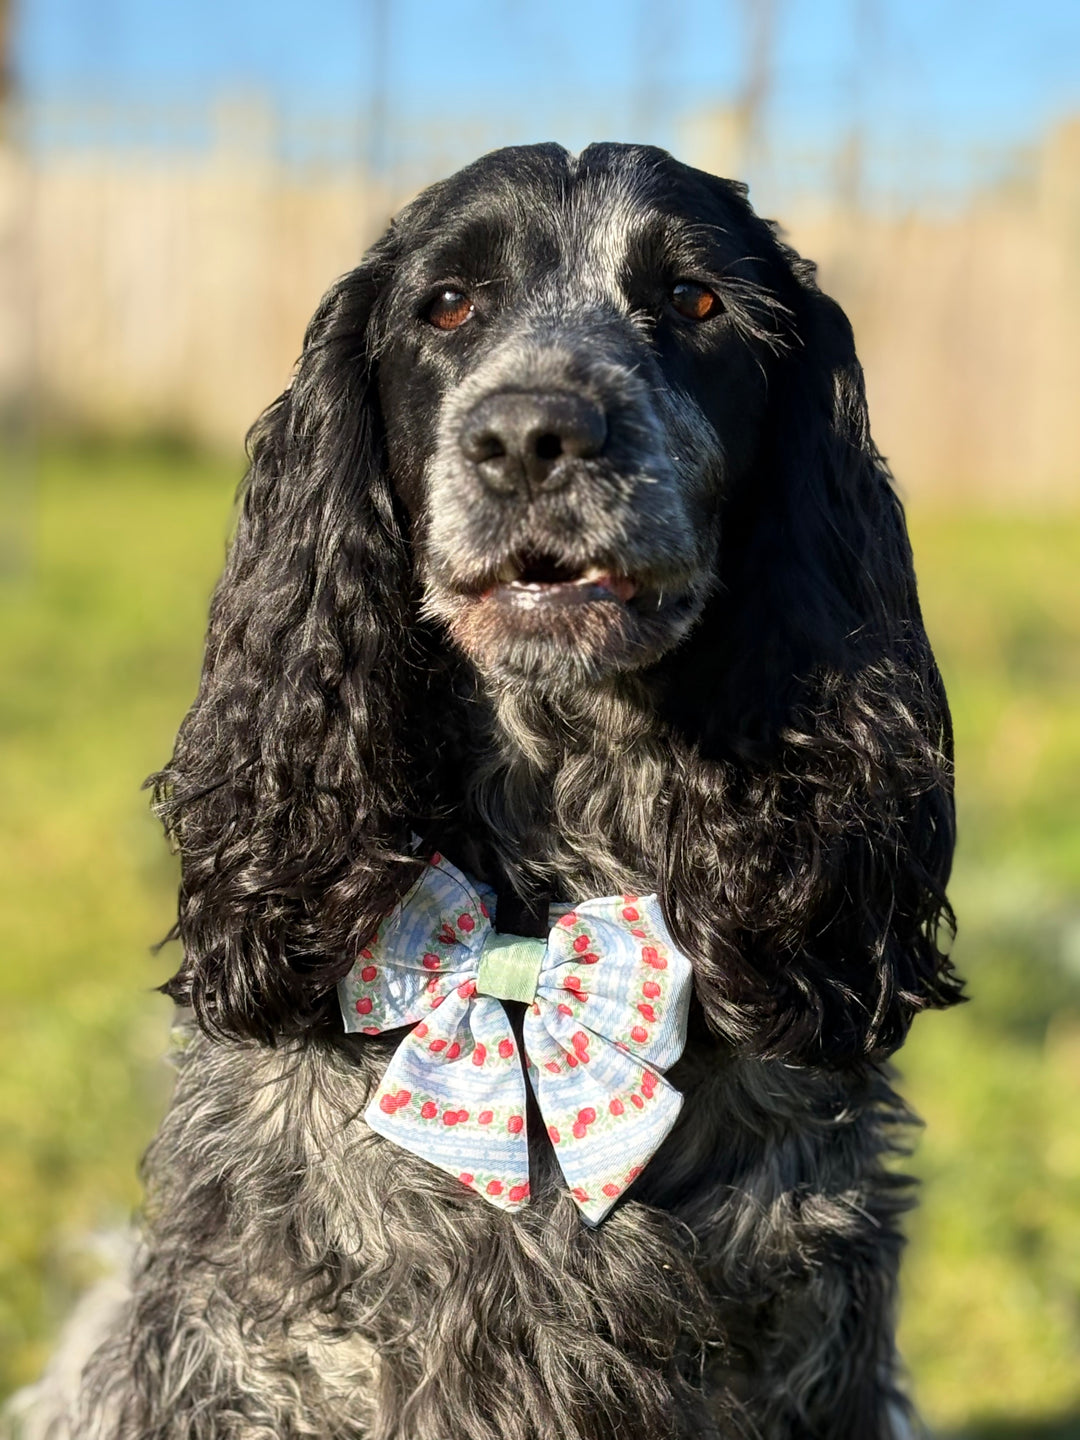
xmin=0 ymin=442 xmax=238 ymax=1390
xmin=1 ymin=446 xmax=1078 ymax=1433
xmin=899 ymin=509 xmax=1080 ymax=1436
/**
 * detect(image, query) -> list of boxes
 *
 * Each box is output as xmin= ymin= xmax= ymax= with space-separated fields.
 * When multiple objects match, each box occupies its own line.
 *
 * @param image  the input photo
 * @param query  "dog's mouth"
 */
xmin=431 ymin=543 xmax=707 ymax=681
xmin=475 ymin=550 xmax=639 ymax=608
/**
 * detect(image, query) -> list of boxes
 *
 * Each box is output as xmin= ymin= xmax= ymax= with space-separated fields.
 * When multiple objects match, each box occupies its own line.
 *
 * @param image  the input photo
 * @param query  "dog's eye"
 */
xmin=670 ymin=281 xmax=721 ymax=321
xmin=427 ymin=289 xmax=474 ymax=331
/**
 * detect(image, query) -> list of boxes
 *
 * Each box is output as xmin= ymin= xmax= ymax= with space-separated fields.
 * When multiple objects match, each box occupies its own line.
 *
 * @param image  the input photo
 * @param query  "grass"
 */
xmin=1 ymin=444 xmax=1078 ymax=1433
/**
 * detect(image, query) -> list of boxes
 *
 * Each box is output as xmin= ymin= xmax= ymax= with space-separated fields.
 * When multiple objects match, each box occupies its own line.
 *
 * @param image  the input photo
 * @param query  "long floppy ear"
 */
xmin=154 ymin=237 xmax=428 ymax=1042
xmin=661 ymin=241 xmax=963 ymax=1063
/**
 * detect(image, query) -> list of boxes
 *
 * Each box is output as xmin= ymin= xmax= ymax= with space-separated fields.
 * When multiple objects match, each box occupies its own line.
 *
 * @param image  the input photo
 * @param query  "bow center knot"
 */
xmin=475 ymin=932 xmax=546 ymax=1004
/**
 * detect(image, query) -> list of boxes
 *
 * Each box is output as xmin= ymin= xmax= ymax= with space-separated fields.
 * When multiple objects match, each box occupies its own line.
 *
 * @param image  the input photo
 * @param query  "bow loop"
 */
xmin=339 ymin=855 xmax=692 ymax=1223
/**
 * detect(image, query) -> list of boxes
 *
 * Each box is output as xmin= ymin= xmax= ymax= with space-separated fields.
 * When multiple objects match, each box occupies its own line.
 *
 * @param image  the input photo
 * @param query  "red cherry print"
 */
xmin=573 ymin=1122 xmax=587 ymax=1139
xmin=631 ymin=928 xmax=646 ymax=939
xmin=458 ymin=913 xmax=475 ymax=933
xmin=508 ymin=1183 xmax=529 ymax=1203
xmin=577 ymin=1107 xmax=596 ymax=1125
xmin=498 ymin=1038 xmax=514 ymax=1059
xmin=602 ymin=1183 xmax=620 ymax=1198
xmin=626 ymin=1165 xmax=643 ymax=1182
xmin=507 ymin=1114 xmax=524 ymax=1134
xmin=480 ymin=901 xmax=489 ymax=917
xmin=545 ymin=1060 xmax=560 ymax=1074
xmin=572 ymin=1031 xmax=589 ymax=1051
xmin=431 ymin=852 xmax=442 ymax=865
xmin=378 ymin=1093 xmax=397 ymax=1114
xmin=457 ymin=980 xmax=476 ymax=999
xmin=360 ymin=948 xmax=373 ymax=961
xmin=425 ymin=979 xmax=439 ymax=994
xmin=355 ymin=997 xmax=373 ymax=1015
xmin=582 ymin=952 xmax=599 ymax=965
xmin=456 ymin=1109 xmax=469 ymax=1123
xmin=572 ymin=1187 xmax=590 ymax=1202
xmin=573 ymin=934 xmax=591 ymax=953
xmin=630 ymin=1025 xmax=648 ymax=1043
xmin=641 ymin=1072 xmax=657 ymax=1097
xmin=566 ymin=1053 xmax=578 ymax=1067
xmin=472 ymin=1043 xmax=487 ymax=1066
xmin=637 ymin=1003 xmax=656 ymax=1023
xmin=622 ymin=906 xmax=639 ymax=922
xmin=558 ymin=912 xmax=578 ymax=928
xmin=362 ymin=1026 xmax=379 ymax=1035
xmin=531 ymin=1002 xmax=541 ymax=1016
xmin=641 ymin=946 xmax=658 ymax=966
xmin=564 ymin=975 xmax=582 ymax=992
xmin=631 ymin=1094 xmax=645 ymax=1109
xmin=558 ymin=1004 xmax=573 ymax=1017
xmin=443 ymin=1110 xmax=458 ymax=1125
xmin=430 ymin=1038 xmax=447 ymax=1052
xmin=458 ymin=1172 xmax=473 ymax=1185
xmin=395 ymin=1090 xmax=412 ymax=1109
xmin=421 ymin=1101 xmax=438 ymax=1119
xmin=439 ymin=924 xmax=456 ymax=945
xmin=478 ymin=1110 xmax=494 ymax=1125
xmin=430 ymin=995 xmax=444 ymax=1008
xmin=361 ymin=965 xmax=377 ymax=982
xmin=446 ymin=1043 xmax=461 ymax=1061
xmin=609 ymin=1098 xmax=625 ymax=1116
xmin=415 ymin=1022 xmax=428 ymax=1038
xmin=642 ymin=980 xmax=661 ymax=999
xmin=548 ymin=1125 xmax=561 ymax=1144
xmin=422 ymin=953 xmax=441 ymax=970
xmin=623 ymin=892 xmax=639 ymax=902
xmin=487 ymin=1179 xmax=504 ymax=1196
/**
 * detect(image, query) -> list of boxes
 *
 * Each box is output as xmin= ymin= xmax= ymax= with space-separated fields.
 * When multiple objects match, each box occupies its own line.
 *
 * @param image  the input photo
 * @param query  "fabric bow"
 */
xmin=338 ymin=852 xmax=692 ymax=1224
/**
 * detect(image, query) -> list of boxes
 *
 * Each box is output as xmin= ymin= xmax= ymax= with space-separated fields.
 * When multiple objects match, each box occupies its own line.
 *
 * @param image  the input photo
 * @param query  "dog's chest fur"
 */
xmin=106 ymin=1013 xmax=909 ymax=1440
xmin=82 ymin=698 xmax=913 ymax=1440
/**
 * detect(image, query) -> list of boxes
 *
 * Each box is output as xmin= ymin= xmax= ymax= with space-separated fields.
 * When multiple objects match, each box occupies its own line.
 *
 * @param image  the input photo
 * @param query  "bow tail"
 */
xmin=365 ymin=994 xmax=533 ymax=1210
xmin=524 ymin=1012 xmax=684 ymax=1225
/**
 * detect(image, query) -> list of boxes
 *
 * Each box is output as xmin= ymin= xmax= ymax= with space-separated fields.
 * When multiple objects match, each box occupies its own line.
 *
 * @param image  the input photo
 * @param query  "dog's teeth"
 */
xmin=497 ymin=560 xmax=519 ymax=582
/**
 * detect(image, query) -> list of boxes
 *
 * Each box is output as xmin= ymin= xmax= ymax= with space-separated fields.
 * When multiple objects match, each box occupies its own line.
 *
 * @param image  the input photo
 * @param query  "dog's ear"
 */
xmin=661 ymin=245 xmax=963 ymax=1063
xmin=155 ymin=238 xmax=427 ymax=1042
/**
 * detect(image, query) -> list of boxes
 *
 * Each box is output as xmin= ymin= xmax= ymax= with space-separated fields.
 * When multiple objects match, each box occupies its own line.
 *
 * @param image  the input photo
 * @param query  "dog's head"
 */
xmin=373 ymin=143 xmax=786 ymax=685
xmin=159 ymin=144 xmax=960 ymax=1057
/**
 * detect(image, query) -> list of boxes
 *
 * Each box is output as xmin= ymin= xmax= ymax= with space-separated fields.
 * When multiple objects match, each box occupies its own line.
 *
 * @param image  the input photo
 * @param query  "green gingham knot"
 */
xmin=339 ymin=851 xmax=693 ymax=1225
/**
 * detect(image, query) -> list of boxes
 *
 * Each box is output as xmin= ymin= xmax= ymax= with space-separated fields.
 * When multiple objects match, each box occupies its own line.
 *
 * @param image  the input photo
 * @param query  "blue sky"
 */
xmin=14 ymin=0 xmax=1080 ymax=196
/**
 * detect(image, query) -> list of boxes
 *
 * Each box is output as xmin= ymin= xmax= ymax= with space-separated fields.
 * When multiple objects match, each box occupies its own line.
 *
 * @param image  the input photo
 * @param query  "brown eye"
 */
xmin=670 ymin=281 xmax=720 ymax=321
xmin=427 ymin=289 xmax=474 ymax=331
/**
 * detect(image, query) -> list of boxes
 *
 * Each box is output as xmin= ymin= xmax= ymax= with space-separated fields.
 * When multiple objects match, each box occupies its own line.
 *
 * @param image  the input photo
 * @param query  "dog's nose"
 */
xmin=460 ymin=390 xmax=607 ymax=497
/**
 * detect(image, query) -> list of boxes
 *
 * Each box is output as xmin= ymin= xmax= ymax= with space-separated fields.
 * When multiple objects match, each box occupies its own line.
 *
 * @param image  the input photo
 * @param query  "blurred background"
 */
xmin=0 ymin=0 xmax=1078 ymax=1432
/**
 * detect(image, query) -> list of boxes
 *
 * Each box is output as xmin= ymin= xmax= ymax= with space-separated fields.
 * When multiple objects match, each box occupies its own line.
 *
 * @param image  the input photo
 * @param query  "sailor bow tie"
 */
xmin=338 ymin=853 xmax=692 ymax=1224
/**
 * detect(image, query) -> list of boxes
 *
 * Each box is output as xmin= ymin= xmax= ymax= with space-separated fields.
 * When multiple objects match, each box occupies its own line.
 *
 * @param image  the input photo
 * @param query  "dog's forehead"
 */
xmin=402 ymin=143 xmax=735 ymax=293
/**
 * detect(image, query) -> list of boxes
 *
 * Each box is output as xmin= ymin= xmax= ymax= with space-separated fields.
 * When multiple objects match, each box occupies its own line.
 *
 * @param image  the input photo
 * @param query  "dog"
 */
xmin=15 ymin=142 xmax=962 ymax=1440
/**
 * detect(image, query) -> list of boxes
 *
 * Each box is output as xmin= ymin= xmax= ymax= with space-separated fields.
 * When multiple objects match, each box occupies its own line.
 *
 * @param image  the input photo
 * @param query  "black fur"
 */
xmin=14 ymin=142 xmax=961 ymax=1440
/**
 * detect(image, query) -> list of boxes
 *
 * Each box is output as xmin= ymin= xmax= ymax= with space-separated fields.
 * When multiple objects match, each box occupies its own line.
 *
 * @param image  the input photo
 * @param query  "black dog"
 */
xmin=20 ymin=143 xmax=961 ymax=1440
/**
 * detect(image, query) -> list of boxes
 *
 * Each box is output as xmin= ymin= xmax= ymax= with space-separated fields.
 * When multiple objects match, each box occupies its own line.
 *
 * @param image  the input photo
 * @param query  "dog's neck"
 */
xmin=439 ymin=670 xmax=675 ymax=906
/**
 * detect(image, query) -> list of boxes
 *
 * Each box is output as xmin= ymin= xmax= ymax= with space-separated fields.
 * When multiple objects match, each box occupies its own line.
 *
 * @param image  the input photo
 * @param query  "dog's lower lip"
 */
xmin=479 ymin=568 xmax=637 ymax=604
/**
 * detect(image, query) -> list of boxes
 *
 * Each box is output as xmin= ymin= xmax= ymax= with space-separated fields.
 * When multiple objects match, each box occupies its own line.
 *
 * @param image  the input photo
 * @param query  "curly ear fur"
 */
xmin=155 ymin=242 xmax=429 ymax=1042
xmin=659 ymin=240 xmax=962 ymax=1063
